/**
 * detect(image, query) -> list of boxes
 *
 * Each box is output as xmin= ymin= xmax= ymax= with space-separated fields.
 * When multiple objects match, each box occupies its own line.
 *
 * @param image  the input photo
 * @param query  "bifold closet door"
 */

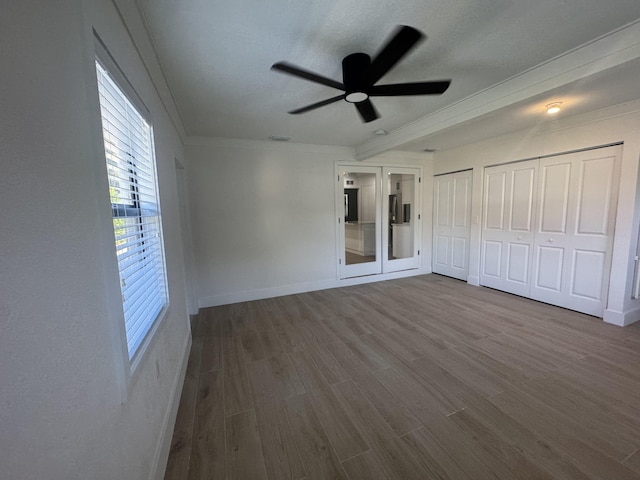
xmin=480 ymin=160 xmax=538 ymax=297
xmin=433 ymin=170 xmax=472 ymax=280
xmin=530 ymin=146 xmax=620 ymax=316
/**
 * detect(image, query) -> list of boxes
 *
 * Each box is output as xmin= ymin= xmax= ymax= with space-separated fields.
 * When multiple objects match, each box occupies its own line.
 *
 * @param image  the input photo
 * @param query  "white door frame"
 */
xmin=336 ymin=164 xmax=422 ymax=279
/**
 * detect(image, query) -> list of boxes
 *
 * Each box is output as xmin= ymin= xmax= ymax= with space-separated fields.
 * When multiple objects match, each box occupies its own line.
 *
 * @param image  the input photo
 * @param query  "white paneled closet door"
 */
xmin=480 ymin=160 xmax=538 ymax=296
xmin=479 ymin=145 xmax=620 ymax=317
xmin=530 ymin=147 xmax=620 ymax=316
xmin=433 ymin=170 xmax=472 ymax=280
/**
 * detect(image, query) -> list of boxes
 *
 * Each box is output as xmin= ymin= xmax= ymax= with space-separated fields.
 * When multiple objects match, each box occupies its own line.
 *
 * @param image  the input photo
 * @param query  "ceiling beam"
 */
xmin=354 ymin=19 xmax=640 ymax=161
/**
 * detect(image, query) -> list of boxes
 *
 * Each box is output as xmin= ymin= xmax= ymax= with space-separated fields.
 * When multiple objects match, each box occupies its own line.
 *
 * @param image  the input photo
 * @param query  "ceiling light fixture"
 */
xmin=546 ymin=102 xmax=562 ymax=114
xmin=374 ymin=129 xmax=388 ymax=136
xmin=345 ymin=92 xmax=369 ymax=103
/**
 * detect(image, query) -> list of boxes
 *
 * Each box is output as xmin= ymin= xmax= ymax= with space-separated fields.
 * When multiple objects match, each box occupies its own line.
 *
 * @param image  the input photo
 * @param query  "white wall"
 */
xmin=186 ymin=139 xmax=432 ymax=307
xmin=433 ymin=100 xmax=640 ymax=326
xmin=0 ymin=1 xmax=192 ymax=479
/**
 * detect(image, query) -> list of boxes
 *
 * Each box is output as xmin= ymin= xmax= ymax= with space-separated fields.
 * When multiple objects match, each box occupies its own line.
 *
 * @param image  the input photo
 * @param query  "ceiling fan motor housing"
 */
xmin=342 ymin=53 xmax=371 ymax=102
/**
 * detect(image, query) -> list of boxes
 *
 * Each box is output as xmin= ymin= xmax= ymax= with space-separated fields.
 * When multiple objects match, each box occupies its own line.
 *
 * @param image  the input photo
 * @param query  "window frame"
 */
xmin=94 ymin=36 xmax=169 ymax=382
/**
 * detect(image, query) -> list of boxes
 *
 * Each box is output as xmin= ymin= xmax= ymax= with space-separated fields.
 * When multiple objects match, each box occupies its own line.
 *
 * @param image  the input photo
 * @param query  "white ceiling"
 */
xmin=135 ymin=0 xmax=640 ymax=153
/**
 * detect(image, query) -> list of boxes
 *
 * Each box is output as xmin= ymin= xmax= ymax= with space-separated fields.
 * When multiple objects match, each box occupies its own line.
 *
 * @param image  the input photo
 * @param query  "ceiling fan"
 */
xmin=271 ymin=25 xmax=451 ymax=123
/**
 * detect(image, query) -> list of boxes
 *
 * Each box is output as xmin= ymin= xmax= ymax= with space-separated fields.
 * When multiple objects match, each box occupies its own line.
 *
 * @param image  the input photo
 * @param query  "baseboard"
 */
xmin=199 ymin=278 xmax=338 ymax=308
xmin=603 ymin=306 xmax=640 ymax=326
xmin=149 ymin=330 xmax=192 ymax=480
xmin=467 ymin=275 xmax=480 ymax=286
xmin=199 ymin=269 xmax=431 ymax=308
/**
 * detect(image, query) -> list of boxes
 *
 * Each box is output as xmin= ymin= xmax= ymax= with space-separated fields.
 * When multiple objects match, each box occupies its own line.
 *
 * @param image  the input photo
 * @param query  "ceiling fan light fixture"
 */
xmin=546 ymin=102 xmax=562 ymax=114
xmin=345 ymin=92 xmax=369 ymax=103
xmin=271 ymin=26 xmax=451 ymax=123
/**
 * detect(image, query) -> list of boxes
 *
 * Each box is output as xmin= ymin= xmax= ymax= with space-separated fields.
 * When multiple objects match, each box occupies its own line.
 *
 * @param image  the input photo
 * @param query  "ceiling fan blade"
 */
xmin=272 ymin=62 xmax=345 ymax=91
xmin=288 ymin=94 xmax=345 ymax=114
xmin=355 ymin=99 xmax=379 ymax=123
xmin=363 ymin=25 xmax=424 ymax=86
xmin=369 ymin=80 xmax=451 ymax=96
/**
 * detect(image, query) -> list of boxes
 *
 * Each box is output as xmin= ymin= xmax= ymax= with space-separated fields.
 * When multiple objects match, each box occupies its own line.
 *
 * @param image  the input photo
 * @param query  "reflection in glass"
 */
xmin=344 ymin=172 xmax=377 ymax=265
xmin=388 ymin=173 xmax=414 ymax=260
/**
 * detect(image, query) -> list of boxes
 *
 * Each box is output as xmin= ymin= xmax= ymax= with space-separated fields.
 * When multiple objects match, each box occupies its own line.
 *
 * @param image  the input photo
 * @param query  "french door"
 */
xmin=480 ymin=145 xmax=620 ymax=316
xmin=338 ymin=165 xmax=421 ymax=279
xmin=432 ymin=170 xmax=473 ymax=280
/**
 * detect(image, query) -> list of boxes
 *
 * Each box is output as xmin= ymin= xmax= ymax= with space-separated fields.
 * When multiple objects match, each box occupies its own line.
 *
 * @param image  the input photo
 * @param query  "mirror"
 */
xmin=343 ymin=172 xmax=377 ymax=265
xmin=387 ymin=173 xmax=415 ymax=261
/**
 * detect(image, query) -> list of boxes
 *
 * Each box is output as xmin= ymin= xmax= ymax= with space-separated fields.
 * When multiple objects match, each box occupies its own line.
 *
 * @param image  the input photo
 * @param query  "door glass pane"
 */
xmin=344 ymin=172 xmax=377 ymax=265
xmin=388 ymin=173 xmax=415 ymax=260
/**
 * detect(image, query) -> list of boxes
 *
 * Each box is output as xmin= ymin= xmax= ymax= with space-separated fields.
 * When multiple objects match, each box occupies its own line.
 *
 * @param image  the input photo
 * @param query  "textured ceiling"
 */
xmin=136 ymin=0 xmax=640 ymax=150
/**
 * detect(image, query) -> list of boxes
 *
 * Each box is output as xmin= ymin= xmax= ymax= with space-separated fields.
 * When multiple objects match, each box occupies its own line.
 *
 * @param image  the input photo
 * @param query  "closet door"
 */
xmin=432 ymin=170 xmax=472 ymax=280
xmin=531 ymin=146 xmax=620 ymax=316
xmin=480 ymin=160 xmax=537 ymax=296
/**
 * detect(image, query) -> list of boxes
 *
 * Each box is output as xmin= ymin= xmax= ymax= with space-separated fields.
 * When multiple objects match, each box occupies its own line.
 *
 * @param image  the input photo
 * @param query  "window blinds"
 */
xmin=96 ymin=60 xmax=168 ymax=360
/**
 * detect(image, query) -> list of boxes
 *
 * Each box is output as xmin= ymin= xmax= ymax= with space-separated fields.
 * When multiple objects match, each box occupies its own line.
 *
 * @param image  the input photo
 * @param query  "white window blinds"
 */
xmin=96 ymin=60 xmax=168 ymax=360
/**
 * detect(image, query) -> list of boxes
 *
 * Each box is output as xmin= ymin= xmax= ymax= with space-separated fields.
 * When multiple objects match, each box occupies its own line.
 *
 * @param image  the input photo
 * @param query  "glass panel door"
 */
xmin=338 ymin=166 xmax=382 ymax=278
xmin=382 ymin=167 xmax=421 ymax=272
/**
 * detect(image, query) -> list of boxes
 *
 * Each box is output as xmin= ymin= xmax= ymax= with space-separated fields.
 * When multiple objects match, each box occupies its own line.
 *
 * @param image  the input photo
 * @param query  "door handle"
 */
xmin=548 ymin=238 xmax=554 ymax=243
xmin=517 ymin=235 xmax=522 ymax=240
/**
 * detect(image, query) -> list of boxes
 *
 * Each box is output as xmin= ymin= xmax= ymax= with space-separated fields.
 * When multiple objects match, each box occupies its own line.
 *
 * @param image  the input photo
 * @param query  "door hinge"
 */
xmin=338 ymin=217 xmax=341 ymax=224
xmin=338 ymin=175 xmax=340 ymax=182
xmin=418 ymin=214 xmax=421 ymax=220
xmin=418 ymin=250 xmax=420 ymax=255
xmin=419 ymin=177 xmax=421 ymax=183
xmin=339 ymin=258 xmax=342 ymax=264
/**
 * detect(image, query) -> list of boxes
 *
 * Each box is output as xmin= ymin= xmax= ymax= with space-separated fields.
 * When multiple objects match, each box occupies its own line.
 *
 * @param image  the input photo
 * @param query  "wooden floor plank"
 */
xmin=341 ymin=451 xmax=391 ymax=480
xmin=291 ymin=349 xmax=369 ymax=461
xmin=187 ymin=371 xmax=225 ymax=480
xmin=223 ymin=335 xmax=253 ymax=416
xmin=164 ymin=339 xmax=202 ymax=480
xmin=265 ymin=352 xmax=307 ymax=400
xmin=199 ymin=318 xmax=222 ymax=373
xmin=333 ymin=380 xmax=431 ymax=480
xmin=400 ymin=427 xmax=474 ymax=480
xmin=225 ymin=410 xmax=269 ymax=480
xmin=284 ymin=394 xmax=350 ymax=480
xmin=491 ymin=390 xmax=640 ymax=480
xmin=326 ymin=341 xmax=421 ymax=436
xmin=241 ymin=330 xmax=267 ymax=363
xmin=246 ymin=360 xmax=306 ymax=480
xmin=463 ymin=395 xmax=593 ymax=480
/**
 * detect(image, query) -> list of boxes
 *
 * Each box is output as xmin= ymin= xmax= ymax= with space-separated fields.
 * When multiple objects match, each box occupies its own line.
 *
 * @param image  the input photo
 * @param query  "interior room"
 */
xmin=3 ymin=1 xmax=640 ymax=479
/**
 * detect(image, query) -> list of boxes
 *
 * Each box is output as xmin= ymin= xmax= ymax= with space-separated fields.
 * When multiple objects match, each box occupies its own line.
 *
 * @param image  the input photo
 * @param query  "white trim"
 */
xmin=149 ymin=331 xmax=192 ymax=480
xmin=199 ymin=269 xmax=426 ymax=308
xmin=603 ymin=307 xmax=640 ymax=327
xmin=467 ymin=275 xmax=480 ymax=286
xmin=110 ymin=0 xmax=188 ymax=141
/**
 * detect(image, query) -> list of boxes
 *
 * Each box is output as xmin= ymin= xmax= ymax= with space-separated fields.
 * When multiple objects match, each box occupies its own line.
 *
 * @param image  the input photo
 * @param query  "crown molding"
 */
xmin=112 ymin=0 xmax=188 ymax=142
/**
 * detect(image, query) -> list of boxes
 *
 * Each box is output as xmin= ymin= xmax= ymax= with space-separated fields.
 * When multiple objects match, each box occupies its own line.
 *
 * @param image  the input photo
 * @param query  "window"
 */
xmin=95 ymin=59 xmax=168 ymax=361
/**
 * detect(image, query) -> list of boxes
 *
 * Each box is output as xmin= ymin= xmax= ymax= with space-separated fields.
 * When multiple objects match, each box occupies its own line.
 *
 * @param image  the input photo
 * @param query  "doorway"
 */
xmin=337 ymin=165 xmax=421 ymax=279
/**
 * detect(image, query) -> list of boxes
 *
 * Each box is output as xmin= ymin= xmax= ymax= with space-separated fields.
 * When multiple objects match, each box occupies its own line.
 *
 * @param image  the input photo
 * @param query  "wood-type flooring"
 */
xmin=164 ymin=274 xmax=640 ymax=480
